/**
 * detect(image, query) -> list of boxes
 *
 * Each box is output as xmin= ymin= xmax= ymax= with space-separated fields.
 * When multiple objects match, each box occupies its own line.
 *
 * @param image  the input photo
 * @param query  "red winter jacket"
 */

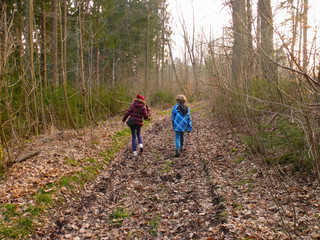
xmin=122 ymin=99 xmax=151 ymax=126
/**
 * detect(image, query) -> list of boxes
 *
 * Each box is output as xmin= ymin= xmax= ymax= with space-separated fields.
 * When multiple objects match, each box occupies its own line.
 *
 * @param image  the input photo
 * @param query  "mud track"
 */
xmin=34 ymin=105 xmax=227 ymax=239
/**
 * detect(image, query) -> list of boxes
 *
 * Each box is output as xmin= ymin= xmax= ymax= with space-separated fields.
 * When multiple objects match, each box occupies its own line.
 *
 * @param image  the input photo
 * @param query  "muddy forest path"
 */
xmin=34 ymin=103 xmax=231 ymax=239
xmin=31 ymin=102 xmax=318 ymax=240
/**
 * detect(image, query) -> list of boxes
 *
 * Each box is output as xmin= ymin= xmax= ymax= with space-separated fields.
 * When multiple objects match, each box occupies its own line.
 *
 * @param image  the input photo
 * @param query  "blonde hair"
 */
xmin=176 ymin=95 xmax=187 ymax=104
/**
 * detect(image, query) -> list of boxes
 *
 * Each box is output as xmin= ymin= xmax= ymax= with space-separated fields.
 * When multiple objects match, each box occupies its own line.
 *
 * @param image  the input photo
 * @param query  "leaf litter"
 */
xmin=1 ymin=103 xmax=320 ymax=239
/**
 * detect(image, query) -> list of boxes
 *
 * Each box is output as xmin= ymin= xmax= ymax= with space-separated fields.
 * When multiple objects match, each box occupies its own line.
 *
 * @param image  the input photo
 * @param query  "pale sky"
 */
xmin=168 ymin=0 xmax=228 ymax=58
xmin=168 ymin=0 xmax=320 ymax=59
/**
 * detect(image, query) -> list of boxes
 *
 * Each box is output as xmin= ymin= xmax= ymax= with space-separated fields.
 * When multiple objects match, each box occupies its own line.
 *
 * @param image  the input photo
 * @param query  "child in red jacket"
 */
xmin=122 ymin=95 xmax=151 ymax=156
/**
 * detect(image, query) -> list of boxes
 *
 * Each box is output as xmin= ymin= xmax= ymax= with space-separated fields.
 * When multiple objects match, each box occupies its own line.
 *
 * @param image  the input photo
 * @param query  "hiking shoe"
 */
xmin=133 ymin=151 xmax=138 ymax=157
xmin=139 ymin=144 xmax=143 ymax=153
xmin=174 ymin=149 xmax=180 ymax=157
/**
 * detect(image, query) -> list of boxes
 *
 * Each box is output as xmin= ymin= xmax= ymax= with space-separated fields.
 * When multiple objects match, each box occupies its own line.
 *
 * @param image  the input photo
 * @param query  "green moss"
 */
xmin=147 ymin=214 xmax=161 ymax=236
xmin=237 ymin=179 xmax=253 ymax=185
xmin=157 ymin=110 xmax=170 ymax=116
xmin=36 ymin=192 xmax=52 ymax=204
xmin=97 ymin=163 xmax=104 ymax=170
xmin=160 ymin=161 xmax=172 ymax=173
xmin=82 ymin=166 xmax=99 ymax=177
xmin=25 ymin=206 xmax=41 ymax=216
xmin=115 ymin=128 xmax=131 ymax=137
xmin=71 ymin=175 xmax=85 ymax=185
xmin=247 ymin=168 xmax=258 ymax=176
xmin=58 ymin=176 xmax=73 ymax=188
xmin=77 ymin=171 xmax=91 ymax=183
xmin=18 ymin=217 xmax=33 ymax=234
xmin=64 ymin=157 xmax=79 ymax=167
xmin=232 ymin=202 xmax=240 ymax=209
xmin=190 ymin=106 xmax=203 ymax=113
xmin=109 ymin=206 xmax=131 ymax=226
xmin=86 ymin=158 xmax=95 ymax=163
xmin=234 ymin=155 xmax=244 ymax=163
xmin=101 ymin=149 xmax=114 ymax=163
xmin=0 ymin=215 xmax=33 ymax=239
xmin=2 ymin=204 xmax=20 ymax=220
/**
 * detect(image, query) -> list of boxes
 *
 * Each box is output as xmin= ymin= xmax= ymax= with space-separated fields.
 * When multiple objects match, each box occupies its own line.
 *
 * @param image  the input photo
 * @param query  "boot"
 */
xmin=174 ymin=149 xmax=180 ymax=157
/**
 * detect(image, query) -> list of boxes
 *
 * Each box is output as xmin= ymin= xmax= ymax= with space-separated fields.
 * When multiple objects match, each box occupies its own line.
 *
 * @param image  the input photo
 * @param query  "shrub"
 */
xmin=150 ymin=91 xmax=175 ymax=108
xmin=241 ymin=118 xmax=312 ymax=172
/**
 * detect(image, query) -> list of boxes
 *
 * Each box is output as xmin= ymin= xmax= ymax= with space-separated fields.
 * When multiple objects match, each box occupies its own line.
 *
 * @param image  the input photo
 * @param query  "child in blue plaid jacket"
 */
xmin=171 ymin=95 xmax=192 ymax=157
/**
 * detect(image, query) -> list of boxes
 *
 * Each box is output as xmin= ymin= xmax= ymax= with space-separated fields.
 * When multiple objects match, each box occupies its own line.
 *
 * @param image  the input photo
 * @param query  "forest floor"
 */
xmin=1 ymin=102 xmax=320 ymax=239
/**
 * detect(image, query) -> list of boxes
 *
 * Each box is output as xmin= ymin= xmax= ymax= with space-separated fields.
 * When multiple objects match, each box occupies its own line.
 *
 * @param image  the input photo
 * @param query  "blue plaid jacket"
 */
xmin=171 ymin=103 xmax=192 ymax=132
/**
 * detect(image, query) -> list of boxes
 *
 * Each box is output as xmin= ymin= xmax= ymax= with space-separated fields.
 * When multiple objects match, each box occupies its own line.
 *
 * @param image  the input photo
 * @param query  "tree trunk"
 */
xmin=94 ymin=1 xmax=100 ymax=90
xmin=258 ymin=0 xmax=276 ymax=81
xmin=168 ymin=43 xmax=186 ymax=95
xmin=36 ymin=21 xmax=46 ymax=130
xmin=246 ymin=0 xmax=253 ymax=79
xmin=96 ymin=46 xmax=100 ymax=90
xmin=26 ymin=0 xmax=39 ymax=134
xmin=60 ymin=0 xmax=76 ymax=129
xmin=289 ymin=0 xmax=296 ymax=68
xmin=180 ymin=0 xmax=199 ymax=97
xmin=231 ymin=0 xmax=246 ymax=84
xmin=302 ymin=0 xmax=308 ymax=71
xmin=161 ymin=0 xmax=166 ymax=88
xmin=41 ymin=1 xmax=47 ymax=88
xmin=78 ymin=0 xmax=88 ymax=119
xmin=155 ymin=36 xmax=160 ymax=90
xmin=112 ymin=52 xmax=115 ymax=86
xmin=52 ymin=0 xmax=58 ymax=88
xmin=144 ymin=0 xmax=150 ymax=94
xmin=0 ymin=5 xmax=6 ymax=171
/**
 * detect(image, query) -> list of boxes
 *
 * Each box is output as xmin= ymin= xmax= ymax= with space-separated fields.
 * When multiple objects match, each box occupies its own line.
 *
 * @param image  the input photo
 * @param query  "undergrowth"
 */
xmin=241 ymin=119 xmax=312 ymax=172
xmin=214 ymin=77 xmax=315 ymax=175
xmin=150 ymin=91 xmax=175 ymax=109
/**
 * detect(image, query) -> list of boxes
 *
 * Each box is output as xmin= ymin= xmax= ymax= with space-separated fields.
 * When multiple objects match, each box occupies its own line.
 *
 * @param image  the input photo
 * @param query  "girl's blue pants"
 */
xmin=130 ymin=125 xmax=142 ymax=151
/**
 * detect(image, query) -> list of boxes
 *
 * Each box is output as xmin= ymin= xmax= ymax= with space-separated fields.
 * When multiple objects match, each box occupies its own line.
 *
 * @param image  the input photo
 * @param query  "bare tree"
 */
xmin=179 ymin=0 xmax=200 ymax=97
xmin=258 ymin=0 xmax=277 ymax=81
xmin=78 ymin=0 xmax=88 ymax=120
xmin=52 ymin=0 xmax=58 ymax=88
xmin=168 ymin=43 xmax=186 ymax=95
xmin=41 ymin=1 xmax=47 ymax=88
xmin=144 ymin=0 xmax=151 ymax=94
xmin=245 ymin=0 xmax=254 ymax=79
xmin=60 ymin=0 xmax=77 ymax=129
xmin=26 ymin=0 xmax=39 ymax=134
xmin=302 ymin=0 xmax=308 ymax=71
xmin=231 ymin=0 xmax=246 ymax=84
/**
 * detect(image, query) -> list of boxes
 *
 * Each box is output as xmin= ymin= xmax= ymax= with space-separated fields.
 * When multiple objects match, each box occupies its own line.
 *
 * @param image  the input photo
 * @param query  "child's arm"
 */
xmin=143 ymin=105 xmax=151 ymax=119
xmin=171 ymin=107 xmax=177 ymax=128
xmin=187 ymin=109 xmax=192 ymax=132
xmin=122 ymin=106 xmax=132 ymax=122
